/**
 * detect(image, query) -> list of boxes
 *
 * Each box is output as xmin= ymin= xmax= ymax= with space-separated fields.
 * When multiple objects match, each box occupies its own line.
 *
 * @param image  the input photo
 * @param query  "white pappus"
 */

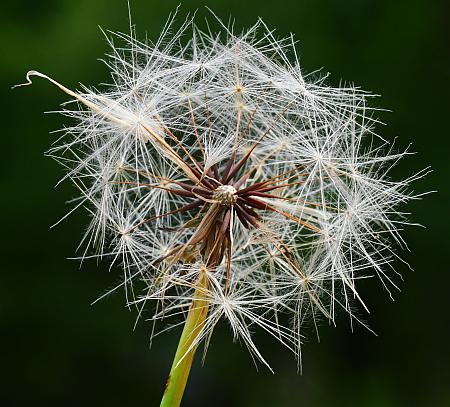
xmin=16 ymin=11 xmax=427 ymax=370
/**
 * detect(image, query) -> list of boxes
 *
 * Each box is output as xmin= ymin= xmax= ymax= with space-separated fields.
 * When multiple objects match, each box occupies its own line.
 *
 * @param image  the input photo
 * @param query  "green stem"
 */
xmin=159 ymin=273 xmax=209 ymax=407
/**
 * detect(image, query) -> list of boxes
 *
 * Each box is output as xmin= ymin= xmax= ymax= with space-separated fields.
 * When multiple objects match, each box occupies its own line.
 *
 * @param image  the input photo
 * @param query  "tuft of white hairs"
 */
xmin=17 ymin=10 xmax=427 ymax=370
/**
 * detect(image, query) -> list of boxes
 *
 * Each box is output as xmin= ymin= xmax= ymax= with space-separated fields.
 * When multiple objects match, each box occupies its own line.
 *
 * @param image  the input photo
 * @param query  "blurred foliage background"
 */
xmin=1 ymin=0 xmax=449 ymax=406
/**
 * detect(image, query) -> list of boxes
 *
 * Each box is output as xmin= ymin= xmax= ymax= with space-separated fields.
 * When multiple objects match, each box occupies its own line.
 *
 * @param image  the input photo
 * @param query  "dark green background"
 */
xmin=2 ymin=1 xmax=449 ymax=406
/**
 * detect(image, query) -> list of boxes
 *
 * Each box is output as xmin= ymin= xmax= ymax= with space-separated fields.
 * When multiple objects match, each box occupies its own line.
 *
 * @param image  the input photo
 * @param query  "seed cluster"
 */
xmin=152 ymin=147 xmax=311 ymax=270
xmin=22 ymin=13 xmax=422 ymax=367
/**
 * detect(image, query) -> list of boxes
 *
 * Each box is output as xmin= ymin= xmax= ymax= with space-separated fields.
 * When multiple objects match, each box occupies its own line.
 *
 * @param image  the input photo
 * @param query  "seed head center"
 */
xmin=214 ymin=185 xmax=237 ymax=206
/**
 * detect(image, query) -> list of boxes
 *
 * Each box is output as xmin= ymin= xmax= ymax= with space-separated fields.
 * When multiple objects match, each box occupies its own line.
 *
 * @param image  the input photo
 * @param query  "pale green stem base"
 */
xmin=159 ymin=273 xmax=209 ymax=407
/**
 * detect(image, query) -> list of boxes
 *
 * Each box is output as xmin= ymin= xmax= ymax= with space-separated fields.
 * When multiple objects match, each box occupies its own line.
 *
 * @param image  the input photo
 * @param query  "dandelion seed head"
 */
xmin=19 ymin=10 xmax=427 ymax=369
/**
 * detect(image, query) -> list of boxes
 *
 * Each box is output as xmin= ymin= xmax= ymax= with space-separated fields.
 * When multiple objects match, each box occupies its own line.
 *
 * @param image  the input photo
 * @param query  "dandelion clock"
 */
xmin=14 ymin=10 xmax=427 ymax=406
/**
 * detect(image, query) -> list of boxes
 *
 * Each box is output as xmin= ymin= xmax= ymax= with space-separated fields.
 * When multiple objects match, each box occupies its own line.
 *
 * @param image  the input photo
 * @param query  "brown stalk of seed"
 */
xmin=107 ymin=96 xmax=324 ymax=292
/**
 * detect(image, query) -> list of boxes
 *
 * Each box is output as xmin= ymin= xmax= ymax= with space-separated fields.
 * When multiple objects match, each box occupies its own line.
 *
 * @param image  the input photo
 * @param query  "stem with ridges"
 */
xmin=159 ymin=271 xmax=209 ymax=407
